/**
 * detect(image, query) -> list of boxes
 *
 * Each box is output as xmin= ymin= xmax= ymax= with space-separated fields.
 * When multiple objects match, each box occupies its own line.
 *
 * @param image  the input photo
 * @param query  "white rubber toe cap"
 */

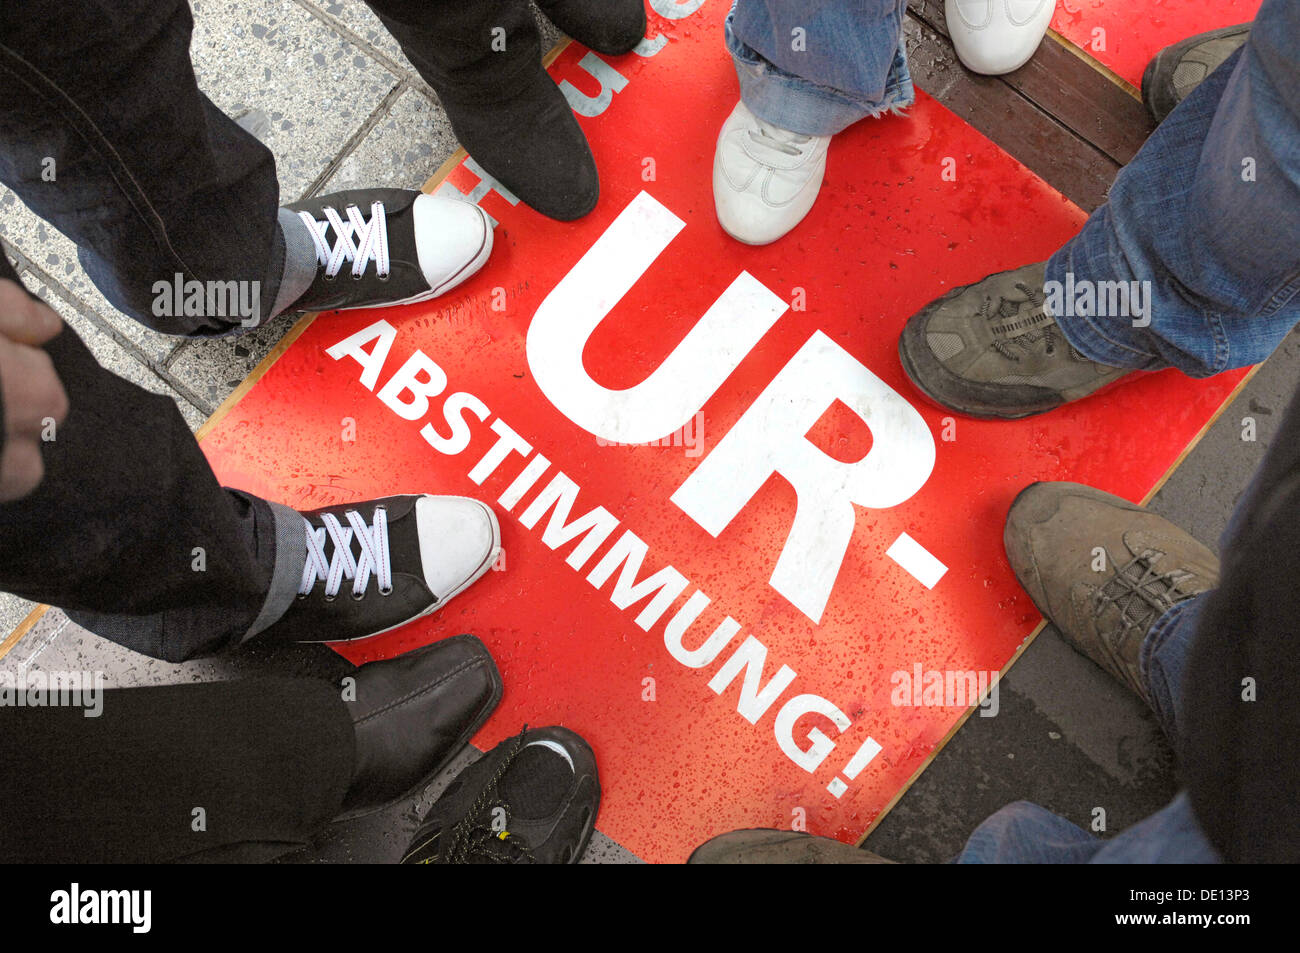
xmin=412 ymin=193 xmax=494 ymax=297
xmin=415 ymin=495 xmax=501 ymax=605
xmin=946 ymin=0 xmax=1055 ymax=76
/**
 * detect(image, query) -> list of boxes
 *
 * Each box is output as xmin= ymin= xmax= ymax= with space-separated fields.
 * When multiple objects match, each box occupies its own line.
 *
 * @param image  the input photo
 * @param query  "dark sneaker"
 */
xmin=1142 ymin=24 xmax=1249 ymax=125
xmin=285 ymin=188 xmax=492 ymax=313
xmin=340 ymin=634 xmax=503 ymax=819
xmin=1003 ymin=482 xmax=1219 ymax=706
xmin=689 ymin=830 xmax=895 ymax=864
xmin=401 ymin=726 xmax=601 ymax=864
xmin=536 ymin=0 xmax=647 ymax=56
xmin=258 ymin=494 xmax=501 ymax=644
xmin=898 ymin=262 xmax=1131 ymax=419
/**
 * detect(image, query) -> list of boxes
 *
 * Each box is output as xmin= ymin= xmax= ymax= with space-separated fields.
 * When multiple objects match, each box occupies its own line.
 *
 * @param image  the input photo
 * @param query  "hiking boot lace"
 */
xmin=984 ymin=281 xmax=1066 ymax=362
xmin=1093 ymin=547 xmax=1197 ymax=641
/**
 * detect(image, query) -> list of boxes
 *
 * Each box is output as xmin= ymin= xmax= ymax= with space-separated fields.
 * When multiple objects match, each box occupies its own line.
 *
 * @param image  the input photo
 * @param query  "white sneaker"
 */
xmin=946 ymin=0 xmax=1056 ymax=76
xmin=712 ymin=101 xmax=832 ymax=246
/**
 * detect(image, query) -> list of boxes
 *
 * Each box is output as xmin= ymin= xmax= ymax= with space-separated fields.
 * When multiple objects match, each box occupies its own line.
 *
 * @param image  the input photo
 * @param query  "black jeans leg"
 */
xmin=0 ymin=677 xmax=353 ymax=863
xmin=1180 ymin=381 xmax=1300 ymax=863
xmin=0 ymin=0 xmax=283 ymax=334
xmin=0 ymin=257 xmax=303 ymax=661
xmin=364 ymin=0 xmax=543 ymax=105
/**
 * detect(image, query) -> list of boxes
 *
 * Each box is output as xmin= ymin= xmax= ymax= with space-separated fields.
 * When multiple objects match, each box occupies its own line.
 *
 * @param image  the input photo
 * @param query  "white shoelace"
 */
xmin=297 ymin=201 xmax=390 ymax=280
xmin=747 ymin=121 xmax=814 ymax=158
xmin=299 ymin=509 xmax=393 ymax=599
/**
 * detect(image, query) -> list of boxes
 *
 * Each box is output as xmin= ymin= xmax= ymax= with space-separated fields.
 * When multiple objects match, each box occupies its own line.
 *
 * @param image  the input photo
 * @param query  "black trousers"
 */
xmin=0 ymin=253 xmax=289 ymax=661
xmin=1181 ymin=386 xmax=1300 ymax=862
xmin=0 ymin=0 xmax=551 ymax=658
xmin=0 ymin=1 xmax=528 ymax=862
xmin=0 ymin=675 xmax=354 ymax=863
xmin=0 ymin=0 xmax=284 ymax=334
xmin=0 ymin=0 xmax=546 ymax=334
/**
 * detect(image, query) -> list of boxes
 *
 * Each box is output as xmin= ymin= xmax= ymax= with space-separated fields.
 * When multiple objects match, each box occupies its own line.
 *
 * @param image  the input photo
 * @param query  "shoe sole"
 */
xmin=334 ymin=633 xmax=505 ymax=822
xmin=331 ymin=205 xmax=495 ymax=311
xmin=897 ymin=324 xmax=1055 ymax=420
xmin=897 ymin=318 xmax=1136 ymax=421
xmin=308 ymin=497 xmax=503 ymax=645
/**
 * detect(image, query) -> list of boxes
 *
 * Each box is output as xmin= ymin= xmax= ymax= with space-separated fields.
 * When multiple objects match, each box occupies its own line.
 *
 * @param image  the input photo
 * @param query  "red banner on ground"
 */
xmin=1052 ymin=0 xmax=1260 ymax=87
xmin=202 ymin=5 xmax=1247 ymax=861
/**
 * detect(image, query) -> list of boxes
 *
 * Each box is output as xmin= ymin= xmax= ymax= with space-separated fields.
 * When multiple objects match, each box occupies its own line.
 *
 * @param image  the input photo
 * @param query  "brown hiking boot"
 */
xmin=897 ymin=262 xmax=1131 ymax=419
xmin=1003 ymin=482 xmax=1219 ymax=706
xmin=1141 ymin=24 xmax=1250 ymax=125
xmin=688 ymin=830 xmax=894 ymax=864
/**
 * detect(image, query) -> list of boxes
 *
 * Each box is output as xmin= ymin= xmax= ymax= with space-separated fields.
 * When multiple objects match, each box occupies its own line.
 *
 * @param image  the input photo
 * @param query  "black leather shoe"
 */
xmin=439 ymin=66 xmax=600 ymax=222
xmin=537 ymin=0 xmax=647 ymax=56
xmin=340 ymin=634 xmax=503 ymax=818
xmin=257 ymin=494 xmax=501 ymax=645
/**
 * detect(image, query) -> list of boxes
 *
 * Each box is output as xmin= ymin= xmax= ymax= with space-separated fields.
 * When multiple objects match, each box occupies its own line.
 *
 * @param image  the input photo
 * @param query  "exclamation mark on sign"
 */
xmin=826 ymin=736 xmax=883 ymax=799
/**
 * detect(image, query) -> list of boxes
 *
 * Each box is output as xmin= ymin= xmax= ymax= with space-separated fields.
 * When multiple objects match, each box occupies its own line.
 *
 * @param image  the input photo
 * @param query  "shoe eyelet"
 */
xmin=379 ymin=585 xmax=394 ymax=597
xmin=323 ymin=272 xmax=337 ymax=283
xmin=323 ymin=593 xmax=337 ymax=603
xmin=377 ymin=272 xmax=390 ymax=282
xmin=351 ymin=273 xmax=363 ymax=281
xmin=351 ymin=590 xmax=366 ymax=601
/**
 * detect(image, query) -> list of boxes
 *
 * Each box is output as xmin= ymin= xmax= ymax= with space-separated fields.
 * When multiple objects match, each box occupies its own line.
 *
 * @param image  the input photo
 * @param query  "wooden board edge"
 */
xmin=1139 ymin=362 xmax=1264 ymax=506
xmin=194 ymin=311 xmax=319 ymax=442
xmin=0 ymin=603 xmax=51 ymax=664
xmin=1047 ymin=29 xmax=1143 ymax=102
xmin=854 ymin=618 xmax=1048 ymax=847
xmin=423 ymin=149 xmax=470 ymax=194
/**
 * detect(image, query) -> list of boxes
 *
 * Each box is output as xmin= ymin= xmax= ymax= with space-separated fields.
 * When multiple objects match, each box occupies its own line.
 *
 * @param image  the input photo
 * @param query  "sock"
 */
xmin=267 ymin=208 xmax=319 ymax=319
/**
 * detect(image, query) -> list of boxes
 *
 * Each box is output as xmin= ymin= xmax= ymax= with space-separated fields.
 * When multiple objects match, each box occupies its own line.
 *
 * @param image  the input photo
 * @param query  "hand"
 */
xmin=0 ymin=279 xmax=69 ymax=502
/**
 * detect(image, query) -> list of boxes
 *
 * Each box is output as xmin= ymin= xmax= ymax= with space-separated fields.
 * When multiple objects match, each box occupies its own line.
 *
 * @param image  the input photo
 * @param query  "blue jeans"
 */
xmin=725 ymin=0 xmax=914 ymax=135
xmin=1050 ymin=0 xmax=1300 ymax=377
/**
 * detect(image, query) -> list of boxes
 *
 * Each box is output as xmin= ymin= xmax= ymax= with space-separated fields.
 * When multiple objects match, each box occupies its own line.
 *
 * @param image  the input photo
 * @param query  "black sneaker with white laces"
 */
xmin=401 ymin=726 xmax=601 ymax=864
xmin=284 ymin=188 xmax=493 ymax=313
xmin=257 ymin=494 xmax=501 ymax=644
